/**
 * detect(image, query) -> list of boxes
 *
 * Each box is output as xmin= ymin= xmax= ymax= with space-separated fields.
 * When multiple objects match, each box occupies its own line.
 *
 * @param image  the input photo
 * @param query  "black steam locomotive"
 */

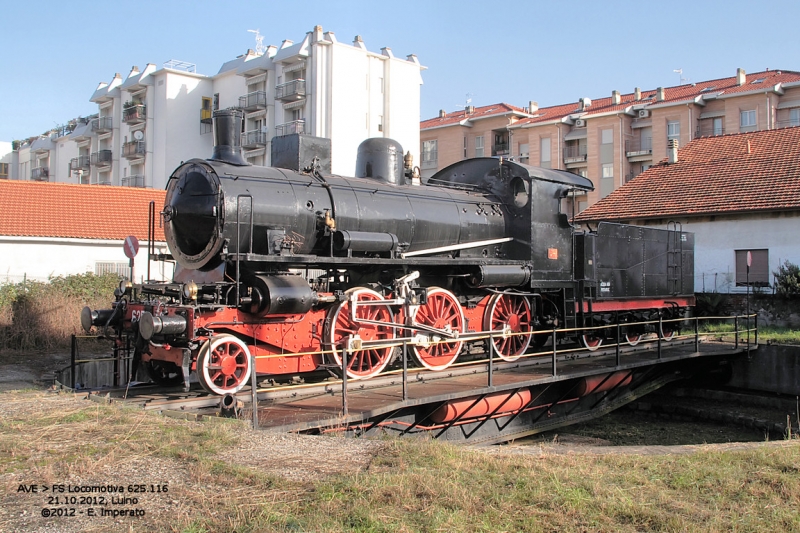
xmin=83 ymin=110 xmax=694 ymax=395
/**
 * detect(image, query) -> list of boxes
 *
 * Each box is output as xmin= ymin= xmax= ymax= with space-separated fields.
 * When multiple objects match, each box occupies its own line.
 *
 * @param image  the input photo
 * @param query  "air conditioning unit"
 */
xmin=638 ymin=109 xmax=650 ymax=118
xmin=575 ymin=119 xmax=586 ymax=127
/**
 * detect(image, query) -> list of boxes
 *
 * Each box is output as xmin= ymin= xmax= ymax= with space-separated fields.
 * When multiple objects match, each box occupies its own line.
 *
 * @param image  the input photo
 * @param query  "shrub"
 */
xmin=0 ymin=272 xmax=120 ymax=351
xmin=773 ymin=260 xmax=800 ymax=297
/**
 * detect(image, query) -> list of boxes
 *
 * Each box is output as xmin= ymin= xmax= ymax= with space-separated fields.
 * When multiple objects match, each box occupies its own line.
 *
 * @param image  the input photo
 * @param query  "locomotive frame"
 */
xmin=82 ymin=110 xmax=695 ymax=396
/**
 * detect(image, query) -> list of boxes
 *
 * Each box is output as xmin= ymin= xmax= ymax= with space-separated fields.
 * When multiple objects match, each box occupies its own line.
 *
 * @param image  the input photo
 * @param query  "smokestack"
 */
xmin=656 ymin=87 xmax=666 ymax=101
xmin=211 ymin=109 xmax=248 ymax=166
xmin=611 ymin=90 xmax=621 ymax=105
xmin=634 ymin=87 xmax=642 ymax=101
xmin=528 ymin=101 xmax=538 ymax=113
xmin=439 ymin=109 xmax=447 ymax=118
xmin=668 ymin=139 xmax=679 ymax=164
xmin=737 ymin=68 xmax=746 ymax=86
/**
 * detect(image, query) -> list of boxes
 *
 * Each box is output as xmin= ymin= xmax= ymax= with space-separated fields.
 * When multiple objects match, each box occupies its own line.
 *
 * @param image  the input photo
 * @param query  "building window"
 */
xmin=95 ymin=262 xmax=131 ymax=278
xmin=475 ymin=136 xmax=484 ymax=158
xmin=378 ymin=115 xmax=383 ymax=132
xmin=790 ymin=108 xmax=800 ymax=127
xmin=540 ymin=138 xmax=551 ymax=168
xmin=601 ymin=164 xmax=614 ymax=178
xmin=712 ymin=117 xmax=723 ymax=136
xmin=735 ymin=249 xmax=769 ymax=287
xmin=422 ymin=140 xmax=438 ymax=164
xmin=667 ymin=121 xmax=680 ymax=142
xmin=464 ymin=137 xmax=467 ymax=158
xmin=601 ymin=129 xmax=613 ymax=145
xmin=740 ymin=109 xmax=757 ymax=131
xmin=0 ymin=162 xmax=8 ymax=179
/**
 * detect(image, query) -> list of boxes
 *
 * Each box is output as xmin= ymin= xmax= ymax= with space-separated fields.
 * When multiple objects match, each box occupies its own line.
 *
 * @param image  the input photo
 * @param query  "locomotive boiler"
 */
xmin=83 ymin=110 xmax=695 ymax=395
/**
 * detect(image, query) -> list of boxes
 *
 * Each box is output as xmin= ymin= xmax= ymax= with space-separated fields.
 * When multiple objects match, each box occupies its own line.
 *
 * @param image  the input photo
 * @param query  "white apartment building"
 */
xmin=8 ymin=25 xmax=424 ymax=189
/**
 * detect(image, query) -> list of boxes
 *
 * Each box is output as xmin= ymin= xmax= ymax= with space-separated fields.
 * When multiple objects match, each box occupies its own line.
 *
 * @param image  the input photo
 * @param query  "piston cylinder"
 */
xmin=246 ymin=275 xmax=316 ymax=316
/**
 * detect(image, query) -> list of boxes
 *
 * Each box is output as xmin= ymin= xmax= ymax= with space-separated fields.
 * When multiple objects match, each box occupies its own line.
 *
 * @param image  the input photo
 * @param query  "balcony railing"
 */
xmin=91 ymin=116 xmax=113 ymax=133
xmin=242 ymin=130 xmax=267 ymax=149
xmin=122 ymin=141 xmax=146 ymax=160
xmin=775 ymin=119 xmax=800 ymax=129
xmin=238 ymin=91 xmax=267 ymax=111
xmin=122 ymin=104 xmax=146 ymax=124
xmin=275 ymin=79 xmax=306 ymax=101
xmin=91 ymin=150 xmax=113 ymax=167
xmin=275 ymin=119 xmax=305 ymax=136
xmin=491 ymin=143 xmax=509 ymax=156
xmin=625 ymin=137 xmax=653 ymax=157
xmin=122 ymin=175 xmax=146 ymax=188
xmin=31 ymin=167 xmax=49 ymax=181
xmin=694 ymin=124 xmax=726 ymax=138
xmin=69 ymin=155 xmax=91 ymax=171
xmin=563 ymin=143 xmax=588 ymax=163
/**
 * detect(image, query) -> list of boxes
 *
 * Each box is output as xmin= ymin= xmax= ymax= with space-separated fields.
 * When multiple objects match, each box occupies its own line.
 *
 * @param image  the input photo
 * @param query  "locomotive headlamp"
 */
xmin=119 ymin=280 xmax=133 ymax=295
xmin=183 ymin=281 xmax=198 ymax=300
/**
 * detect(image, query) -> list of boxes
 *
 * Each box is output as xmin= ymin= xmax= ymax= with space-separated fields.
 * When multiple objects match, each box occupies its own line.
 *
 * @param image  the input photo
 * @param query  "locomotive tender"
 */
xmin=82 ymin=110 xmax=695 ymax=395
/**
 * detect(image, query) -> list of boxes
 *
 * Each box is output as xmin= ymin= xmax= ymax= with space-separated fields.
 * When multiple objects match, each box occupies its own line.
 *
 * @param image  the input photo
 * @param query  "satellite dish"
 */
xmin=133 ymin=130 xmax=144 ymax=141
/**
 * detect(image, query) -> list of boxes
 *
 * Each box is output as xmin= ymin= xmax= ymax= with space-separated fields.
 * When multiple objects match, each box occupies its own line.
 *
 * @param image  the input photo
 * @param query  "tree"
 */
xmin=773 ymin=260 xmax=800 ymax=297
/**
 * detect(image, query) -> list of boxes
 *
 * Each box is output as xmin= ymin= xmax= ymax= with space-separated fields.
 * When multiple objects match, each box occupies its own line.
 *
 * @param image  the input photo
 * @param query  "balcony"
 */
xmin=491 ymin=143 xmax=509 ymax=157
xmin=122 ymin=103 xmax=146 ymax=125
xmin=31 ymin=167 xmax=49 ymax=181
xmin=238 ymin=91 xmax=267 ymax=112
xmin=625 ymin=137 xmax=653 ymax=157
xmin=563 ymin=143 xmax=588 ymax=164
xmin=694 ymin=124 xmax=726 ymax=138
xmin=275 ymin=79 xmax=306 ymax=101
xmin=242 ymin=130 xmax=267 ymax=149
xmin=91 ymin=150 xmax=113 ymax=168
xmin=122 ymin=141 xmax=146 ymax=160
xmin=275 ymin=120 xmax=305 ymax=136
xmin=776 ymin=119 xmax=800 ymax=129
xmin=69 ymin=155 xmax=91 ymax=171
xmin=122 ymin=175 xmax=145 ymax=188
xmin=91 ymin=116 xmax=113 ymax=133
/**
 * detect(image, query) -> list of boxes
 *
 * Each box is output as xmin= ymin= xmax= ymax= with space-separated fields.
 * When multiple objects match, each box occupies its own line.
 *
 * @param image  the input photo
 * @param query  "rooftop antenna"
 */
xmin=248 ymin=29 xmax=265 ymax=55
xmin=454 ymin=93 xmax=474 ymax=109
xmin=673 ymin=68 xmax=688 ymax=85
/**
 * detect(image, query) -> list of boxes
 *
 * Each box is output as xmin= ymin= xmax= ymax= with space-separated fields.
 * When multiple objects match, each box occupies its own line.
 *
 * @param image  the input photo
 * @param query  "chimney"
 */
xmin=612 ymin=90 xmax=621 ymax=105
xmin=210 ymin=109 xmax=248 ymax=166
xmin=668 ymin=139 xmax=679 ymax=164
xmin=353 ymin=35 xmax=366 ymax=49
xmin=465 ymin=105 xmax=475 ymax=114
xmin=439 ymin=109 xmax=447 ymax=118
xmin=579 ymin=97 xmax=592 ymax=111
xmin=656 ymin=87 xmax=666 ymax=101
xmin=634 ymin=87 xmax=642 ymax=101
xmin=528 ymin=101 xmax=538 ymax=113
xmin=737 ymin=68 xmax=746 ymax=86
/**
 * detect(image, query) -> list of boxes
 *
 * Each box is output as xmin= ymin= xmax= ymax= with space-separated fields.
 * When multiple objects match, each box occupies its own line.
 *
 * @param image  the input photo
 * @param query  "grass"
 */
xmin=700 ymin=322 xmax=800 ymax=345
xmin=1 ymin=390 xmax=799 ymax=533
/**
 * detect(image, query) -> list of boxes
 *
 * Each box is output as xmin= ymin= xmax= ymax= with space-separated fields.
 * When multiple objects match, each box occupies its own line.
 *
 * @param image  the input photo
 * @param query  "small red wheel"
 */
xmin=581 ymin=333 xmax=603 ymax=352
xmin=484 ymin=293 xmax=532 ymax=361
xmin=197 ymin=334 xmax=252 ymax=395
xmin=659 ymin=322 xmax=677 ymax=341
xmin=625 ymin=332 xmax=642 ymax=346
xmin=326 ymin=288 xmax=395 ymax=380
xmin=411 ymin=288 xmax=465 ymax=371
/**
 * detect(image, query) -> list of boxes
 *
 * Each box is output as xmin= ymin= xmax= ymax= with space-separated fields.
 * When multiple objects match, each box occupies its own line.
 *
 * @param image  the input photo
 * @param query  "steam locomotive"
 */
xmin=82 ymin=110 xmax=695 ymax=395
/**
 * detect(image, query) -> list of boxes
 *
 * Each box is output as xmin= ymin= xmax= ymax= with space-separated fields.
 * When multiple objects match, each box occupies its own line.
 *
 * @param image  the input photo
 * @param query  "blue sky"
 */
xmin=2 ymin=0 xmax=799 ymax=141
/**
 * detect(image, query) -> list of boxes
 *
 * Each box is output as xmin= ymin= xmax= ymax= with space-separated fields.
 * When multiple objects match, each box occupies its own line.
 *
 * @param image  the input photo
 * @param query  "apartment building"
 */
xmin=421 ymin=68 xmax=800 ymax=211
xmin=9 ymin=25 xmax=424 ymax=189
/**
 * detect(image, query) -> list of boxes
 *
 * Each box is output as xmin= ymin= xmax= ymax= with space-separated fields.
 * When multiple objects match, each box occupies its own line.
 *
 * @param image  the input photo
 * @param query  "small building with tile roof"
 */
xmin=421 ymin=67 xmax=800 ymax=213
xmin=573 ymin=127 xmax=800 ymax=293
xmin=0 ymin=181 xmax=171 ymax=283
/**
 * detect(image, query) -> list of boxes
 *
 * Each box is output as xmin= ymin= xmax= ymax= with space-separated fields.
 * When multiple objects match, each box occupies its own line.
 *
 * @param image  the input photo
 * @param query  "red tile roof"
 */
xmin=421 ymin=103 xmax=530 ymax=129
xmin=0 ymin=181 xmax=166 ymax=241
xmin=423 ymin=69 xmax=800 ymax=128
xmin=574 ymin=127 xmax=800 ymax=223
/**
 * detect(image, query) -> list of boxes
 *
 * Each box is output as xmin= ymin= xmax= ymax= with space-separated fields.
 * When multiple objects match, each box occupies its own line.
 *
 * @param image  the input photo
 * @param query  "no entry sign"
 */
xmin=123 ymin=235 xmax=140 ymax=259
